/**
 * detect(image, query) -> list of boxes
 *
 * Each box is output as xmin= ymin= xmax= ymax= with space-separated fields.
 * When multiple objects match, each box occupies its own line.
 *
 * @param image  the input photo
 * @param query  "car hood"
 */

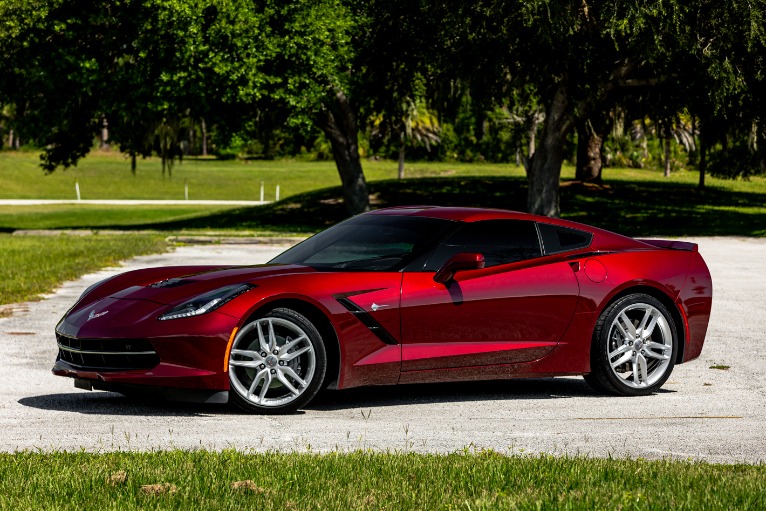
xmin=79 ymin=264 xmax=316 ymax=309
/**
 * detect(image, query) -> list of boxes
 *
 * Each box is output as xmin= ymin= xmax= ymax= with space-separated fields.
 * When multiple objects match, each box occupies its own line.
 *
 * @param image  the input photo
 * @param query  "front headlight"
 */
xmin=158 ymin=283 xmax=255 ymax=321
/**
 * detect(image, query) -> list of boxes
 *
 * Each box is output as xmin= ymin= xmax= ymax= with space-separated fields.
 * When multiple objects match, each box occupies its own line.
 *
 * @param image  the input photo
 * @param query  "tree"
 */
xmin=416 ymin=0 xmax=765 ymax=216
xmin=0 ymin=0 xmax=372 ymax=212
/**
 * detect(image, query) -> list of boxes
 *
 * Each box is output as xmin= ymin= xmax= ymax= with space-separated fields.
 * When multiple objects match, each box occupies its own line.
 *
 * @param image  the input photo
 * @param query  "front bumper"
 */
xmin=53 ymin=298 xmax=239 ymax=392
xmin=52 ymin=357 xmax=228 ymax=390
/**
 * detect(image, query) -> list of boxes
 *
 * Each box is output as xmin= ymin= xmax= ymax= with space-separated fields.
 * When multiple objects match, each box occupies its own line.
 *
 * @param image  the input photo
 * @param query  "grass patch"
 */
xmin=709 ymin=365 xmax=731 ymax=370
xmin=0 ymin=234 xmax=168 ymax=304
xmin=0 ymin=451 xmax=763 ymax=510
xmin=88 ymin=174 xmax=766 ymax=237
xmin=0 ymin=151 xmax=531 ymax=200
xmin=0 ymin=204 xmax=238 ymax=232
xmin=2 ymin=152 xmax=766 ymax=236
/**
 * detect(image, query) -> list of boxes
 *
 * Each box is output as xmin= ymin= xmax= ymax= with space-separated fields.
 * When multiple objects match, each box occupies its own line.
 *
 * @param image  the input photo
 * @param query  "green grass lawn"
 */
xmin=0 ymin=150 xmax=533 ymax=200
xmin=0 ymin=234 xmax=168 ymax=305
xmin=0 ymin=204 xmax=238 ymax=232
xmin=59 ymin=174 xmax=759 ymax=237
xmin=0 ymin=451 xmax=763 ymax=510
xmin=8 ymin=148 xmax=765 ymax=200
xmin=2 ymin=150 xmax=765 ymax=237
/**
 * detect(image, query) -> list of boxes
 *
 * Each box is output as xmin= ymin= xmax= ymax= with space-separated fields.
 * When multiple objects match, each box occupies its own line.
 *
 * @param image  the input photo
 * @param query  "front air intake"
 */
xmin=56 ymin=333 xmax=160 ymax=371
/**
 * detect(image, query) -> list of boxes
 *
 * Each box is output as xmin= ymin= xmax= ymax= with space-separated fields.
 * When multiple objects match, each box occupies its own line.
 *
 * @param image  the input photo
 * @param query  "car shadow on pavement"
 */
xmin=18 ymin=392 xmax=231 ymax=417
xmin=19 ymin=378 xmax=675 ymax=415
xmin=307 ymin=377 xmax=648 ymax=411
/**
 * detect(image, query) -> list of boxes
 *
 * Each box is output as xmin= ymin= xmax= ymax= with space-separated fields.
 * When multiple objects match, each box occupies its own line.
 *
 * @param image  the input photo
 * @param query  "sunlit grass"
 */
xmin=7 ymin=150 xmax=762 ymax=200
xmin=0 ymin=204 xmax=238 ymax=231
xmin=0 ymin=151 xmax=531 ymax=200
xmin=0 ymin=234 xmax=168 ymax=304
xmin=0 ymin=450 xmax=763 ymax=510
xmin=2 ymin=151 xmax=766 ymax=237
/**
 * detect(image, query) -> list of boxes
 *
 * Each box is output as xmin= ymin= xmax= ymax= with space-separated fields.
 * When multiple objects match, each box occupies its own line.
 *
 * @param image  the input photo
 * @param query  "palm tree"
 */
xmin=372 ymin=98 xmax=441 ymax=179
xmin=396 ymin=99 xmax=441 ymax=179
xmin=631 ymin=113 xmax=696 ymax=177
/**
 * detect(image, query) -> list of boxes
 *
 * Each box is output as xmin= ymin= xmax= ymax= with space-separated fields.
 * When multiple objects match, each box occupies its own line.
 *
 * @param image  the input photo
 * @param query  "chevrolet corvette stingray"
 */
xmin=53 ymin=206 xmax=712 ymax=413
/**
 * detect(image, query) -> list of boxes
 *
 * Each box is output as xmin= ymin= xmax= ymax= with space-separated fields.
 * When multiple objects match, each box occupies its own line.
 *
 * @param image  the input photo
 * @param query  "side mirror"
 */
xmin=433 ymin=253 xmax=485 ymax=284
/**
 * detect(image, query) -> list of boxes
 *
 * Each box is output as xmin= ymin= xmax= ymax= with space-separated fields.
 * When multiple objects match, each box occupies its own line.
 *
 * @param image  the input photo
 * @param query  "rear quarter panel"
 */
xmin=677 ymin=252 xmax=713 ymax=362
xmin=534 ymin=249 xmax=696 ymax=373
xmin=574 ymin=250 xmax=693 ymax=315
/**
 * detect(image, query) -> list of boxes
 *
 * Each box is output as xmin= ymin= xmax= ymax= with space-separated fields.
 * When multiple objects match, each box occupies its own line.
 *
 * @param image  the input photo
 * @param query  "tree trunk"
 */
xmin=7 ymin=129 xmax=13 ymax=149
xmin=758 ymin=123 xmax=766 ymax=173
xmin=575 ymin=120 xmax=602 ymax=182
xmin=688 ymin=115 xmax=698 ymax=167
xmin=320 ymin=89 xmax=370 ymax=215
xmin=397 ymin=136 xmax=405 ymax=179
xmin=698 ymin=136 xmax=706 ymax=189
xmin=100 ymin=117 xmax=109 ymax=149
xmin=201 ymin=118 xmax=208 ymax=156
xmin=521 ymin=112 xmax=540 ymax=177
xmin=527 ymin=113 xmax=538 ymax=159
xmin=527 ymin=86 xmax=573 ymax=217
xmin=663 ymin=137 xmax=671 ymax=177
xmin=527 ymin=61 xmax=631 ymax=215
xmin=131 ymin=152 xmax=137 ymax=175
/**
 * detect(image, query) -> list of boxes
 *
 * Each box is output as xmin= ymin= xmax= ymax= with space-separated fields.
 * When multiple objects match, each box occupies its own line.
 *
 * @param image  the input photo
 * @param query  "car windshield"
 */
xmin=270 ymin=215 xmax=456 ymax=271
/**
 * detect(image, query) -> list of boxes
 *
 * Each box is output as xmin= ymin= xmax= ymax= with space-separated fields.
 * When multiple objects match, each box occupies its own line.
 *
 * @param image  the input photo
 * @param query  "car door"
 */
xmin=400 ymin=220 xmax=580 ymax=371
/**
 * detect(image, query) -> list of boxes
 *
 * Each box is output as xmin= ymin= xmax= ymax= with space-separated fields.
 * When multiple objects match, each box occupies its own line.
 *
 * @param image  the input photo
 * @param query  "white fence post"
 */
xmin=75 ymin=180 xmax=81 ymax=201
xmin=275 ymin=184 xmax=280 ymax=202
xmin=260 ymin=181 xmax=264 ymax=202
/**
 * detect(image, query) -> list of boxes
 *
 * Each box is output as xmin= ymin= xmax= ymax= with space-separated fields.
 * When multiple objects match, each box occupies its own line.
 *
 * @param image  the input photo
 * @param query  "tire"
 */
xmin=228 ymin=308 xmax=327 ymax=414
xmin=585 ymin=293 xmax=677 ymax=396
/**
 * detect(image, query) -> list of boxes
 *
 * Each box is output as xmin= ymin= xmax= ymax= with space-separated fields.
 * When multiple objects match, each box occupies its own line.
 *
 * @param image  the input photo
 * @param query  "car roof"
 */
xmin=367 ymin=206 xmax=648 ymax=251
xmin=369 ymin=206 xmax=574 ymax=228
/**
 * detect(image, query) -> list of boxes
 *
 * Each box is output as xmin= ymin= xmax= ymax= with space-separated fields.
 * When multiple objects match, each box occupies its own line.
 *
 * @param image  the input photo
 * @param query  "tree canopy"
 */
xmin=1 ymin=0 xmax=764 ymax=216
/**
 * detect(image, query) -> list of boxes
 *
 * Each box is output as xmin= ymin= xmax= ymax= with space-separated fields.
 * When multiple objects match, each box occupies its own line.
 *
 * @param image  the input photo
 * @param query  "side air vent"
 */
xmin=335 ymin=297 xmax=398 ymax=345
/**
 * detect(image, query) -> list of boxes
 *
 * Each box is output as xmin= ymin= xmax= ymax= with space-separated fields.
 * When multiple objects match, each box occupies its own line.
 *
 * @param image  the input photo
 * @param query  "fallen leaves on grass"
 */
xmin=107 ymin=471 xmax=127 ymax=486
xmin=231 ymin=480 xmax=269 ymax=494
xmin=140 ymin=483 xmax=177 ymax=495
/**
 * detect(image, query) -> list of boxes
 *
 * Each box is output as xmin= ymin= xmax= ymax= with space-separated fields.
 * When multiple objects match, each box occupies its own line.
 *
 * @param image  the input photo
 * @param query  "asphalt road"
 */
xmin=1 ymin=238 xmax=764 ymax=462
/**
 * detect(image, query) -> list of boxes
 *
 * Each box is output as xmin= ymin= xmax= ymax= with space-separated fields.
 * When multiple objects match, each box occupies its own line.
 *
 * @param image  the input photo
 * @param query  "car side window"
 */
xmin=424 ymin=220 xmax=542 ymax=271
xmin=537 ymin=223 xmax=593 ymax=254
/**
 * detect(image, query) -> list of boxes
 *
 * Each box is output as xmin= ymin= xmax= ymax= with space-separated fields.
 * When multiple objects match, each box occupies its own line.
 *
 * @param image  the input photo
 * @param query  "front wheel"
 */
xmin=228 ymin=308 xmax=326 ymax=414
xmin=585 ymin=293 xmax=677 ymax=396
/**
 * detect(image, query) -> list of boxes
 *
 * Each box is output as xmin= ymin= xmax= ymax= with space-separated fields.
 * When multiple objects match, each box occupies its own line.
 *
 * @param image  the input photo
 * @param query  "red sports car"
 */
xmin=54 ymin=207 xmax=712 ymax=413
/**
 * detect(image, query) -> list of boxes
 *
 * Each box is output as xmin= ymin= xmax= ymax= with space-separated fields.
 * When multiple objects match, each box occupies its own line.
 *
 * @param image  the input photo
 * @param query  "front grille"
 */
xmin=56 ymin=333 xmax=160 ymax=371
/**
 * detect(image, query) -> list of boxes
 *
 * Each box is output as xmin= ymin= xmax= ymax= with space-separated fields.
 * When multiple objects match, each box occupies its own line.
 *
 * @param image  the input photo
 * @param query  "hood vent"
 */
xmin=149 ymin=278 xmax=196 ymax=288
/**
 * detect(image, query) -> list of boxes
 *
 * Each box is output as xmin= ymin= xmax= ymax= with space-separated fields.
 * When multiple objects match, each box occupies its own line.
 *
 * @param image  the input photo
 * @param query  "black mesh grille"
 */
xmin=56 ymin=333 xmax=160 ymax=371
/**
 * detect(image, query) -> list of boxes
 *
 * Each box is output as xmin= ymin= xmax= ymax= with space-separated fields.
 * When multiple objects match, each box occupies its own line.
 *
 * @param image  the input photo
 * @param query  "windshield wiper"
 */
xmin=335 ymin=253 xmax=411 ymax=270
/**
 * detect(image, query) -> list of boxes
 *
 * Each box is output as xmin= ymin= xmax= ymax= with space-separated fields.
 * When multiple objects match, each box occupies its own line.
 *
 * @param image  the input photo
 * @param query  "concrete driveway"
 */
xmin=1 ymin=238 xmax=763 ymax=462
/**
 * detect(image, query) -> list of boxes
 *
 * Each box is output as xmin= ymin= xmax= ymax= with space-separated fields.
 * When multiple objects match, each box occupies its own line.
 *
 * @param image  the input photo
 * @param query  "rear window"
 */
xmin=537 ymin=223 xmax=593 ymax=254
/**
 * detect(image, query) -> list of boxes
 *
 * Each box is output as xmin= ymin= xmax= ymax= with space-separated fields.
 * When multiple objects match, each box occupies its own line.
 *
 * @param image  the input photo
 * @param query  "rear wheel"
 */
xmin=228 ymin=308 xmax=326 ymax=414
xmin=585 ymin=293 xmax=677 ymax=396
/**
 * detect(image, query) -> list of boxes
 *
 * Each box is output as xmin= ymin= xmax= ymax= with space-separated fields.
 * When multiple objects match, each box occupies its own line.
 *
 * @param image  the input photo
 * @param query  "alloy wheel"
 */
xmin=229 ymin=316 xmax=317 ymax=408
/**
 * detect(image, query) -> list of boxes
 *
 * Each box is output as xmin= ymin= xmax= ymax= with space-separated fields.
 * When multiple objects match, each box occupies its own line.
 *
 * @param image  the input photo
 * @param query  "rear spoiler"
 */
xmin=636 ymin=239 xmax=698 ymax=252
